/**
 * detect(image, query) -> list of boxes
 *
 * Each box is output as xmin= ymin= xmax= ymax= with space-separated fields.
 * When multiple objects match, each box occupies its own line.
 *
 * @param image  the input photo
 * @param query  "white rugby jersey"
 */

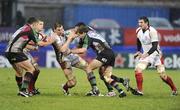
xmin=136 ymin=26 xmax=161 ymax=54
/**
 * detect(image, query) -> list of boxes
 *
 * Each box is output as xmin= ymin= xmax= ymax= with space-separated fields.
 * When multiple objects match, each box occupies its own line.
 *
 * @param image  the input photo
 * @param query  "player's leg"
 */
xmin=15 ymin=60 xmax=35 ymax=97
xmin=103 ymin=66 xmax=126 ymax=98
xmin=28 ymin=58 xmax=40 ymax=95
xmin=85 ymin=59 xmax=102 ymax=96
xmin=5 ymin=52 xmax=34 ymax=97
xmin=73 ymin=55 xmax=88 ymax=75
xmin=12 ymin=64 xmax=23 ymax=91
xmin=60 ymin=61 xmax=76 ymax=95
xmin=99 ymin=66 xmax=114 ymax=96
xmin=134 ymin=61 xmax=148 ymax=95
xmin=99 ymin=66 xmax=117 ymax=97
xmin=157 ymin=65 xmax=178 ymax=96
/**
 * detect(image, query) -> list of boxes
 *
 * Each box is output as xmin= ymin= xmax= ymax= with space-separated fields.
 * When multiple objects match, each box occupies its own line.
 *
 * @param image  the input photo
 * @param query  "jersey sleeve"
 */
xmin=29 ymin=29 xmax=38 ymax=44
xmin=150 ymin=28 xmax=159 ymax=42
xmin=82 ymin=35 xmax=89 ymax=48
xmin=136 ymin=27 xmax=141 ymax=38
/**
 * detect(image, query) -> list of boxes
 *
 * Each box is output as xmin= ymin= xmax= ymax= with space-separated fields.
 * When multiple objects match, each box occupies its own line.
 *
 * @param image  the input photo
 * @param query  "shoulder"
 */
xmin=136 ymin=27 xmax=141 ymax=34
xmin=149 ymin=26 xmax=157 ymax=33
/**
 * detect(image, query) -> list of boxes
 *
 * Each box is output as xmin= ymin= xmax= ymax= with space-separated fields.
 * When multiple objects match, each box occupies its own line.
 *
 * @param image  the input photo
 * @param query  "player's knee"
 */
xmin=34 ymin=69 xmax=40 ymax=75
xmin=15 ymin=72 xmax=23 ymax=77
xmin=103 ymin=75 xmax=111 ymax=83
xmin=135 ymin=63 xmax=146 ymax=73
xmin=99 ymin=69 xmax=104 ymax=80
xmin=68 ymin=78 xmax=77 ymax=88
xmin=61 ymin=62 xmax=72 ymax=70
xmin=157 ymin=65 xmax=165 ymax=74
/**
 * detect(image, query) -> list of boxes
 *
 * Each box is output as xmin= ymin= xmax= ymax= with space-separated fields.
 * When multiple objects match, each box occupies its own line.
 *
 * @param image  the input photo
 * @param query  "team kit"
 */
xmin=4 ymin=16 xmax=178 ymax=97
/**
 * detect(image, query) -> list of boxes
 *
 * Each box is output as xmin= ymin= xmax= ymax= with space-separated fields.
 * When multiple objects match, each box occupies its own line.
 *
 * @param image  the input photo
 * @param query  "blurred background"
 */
xmin=0 ymin=0 xmax=180 ymax=69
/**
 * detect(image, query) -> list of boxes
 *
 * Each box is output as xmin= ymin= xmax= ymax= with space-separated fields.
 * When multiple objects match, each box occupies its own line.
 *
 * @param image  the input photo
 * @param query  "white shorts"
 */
xmin=63 ymin=53 xmax=79 ymax=66
xmin=138 ymin=53 xmax=162 ymax=67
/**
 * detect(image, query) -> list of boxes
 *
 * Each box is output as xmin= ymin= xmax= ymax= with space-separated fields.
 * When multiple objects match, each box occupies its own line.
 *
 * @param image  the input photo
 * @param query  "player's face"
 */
xmin=36 ymin=21 xmax=44 ymax=32
xmin=138 ymin=19 xmax=148 ymax=29
xmin=74 ymin=26 xmax=79 ymax=33
xmin=54 ymin=26 xmax=64 ymax=36
xmin=77 ymin=32 xmax=86 ymax=39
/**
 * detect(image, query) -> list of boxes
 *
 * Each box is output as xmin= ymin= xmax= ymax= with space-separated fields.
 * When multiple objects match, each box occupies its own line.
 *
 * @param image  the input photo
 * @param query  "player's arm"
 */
xmin=71 ymin=35 xmax=88 ymax=54
xmin=147 ymin=41 xmax=158 ymax=55
xmin=37 ymin=33 xmax=56 ymax=46
xmin=60 ymin=31 xmax=77 ymax=53
xmin=70 ymin=48 xmax=87 ymax=54
xmin=134 ymin=38 xmax=142 ymax=58
xmin=25 ymin=44 xmax=38 ymax=51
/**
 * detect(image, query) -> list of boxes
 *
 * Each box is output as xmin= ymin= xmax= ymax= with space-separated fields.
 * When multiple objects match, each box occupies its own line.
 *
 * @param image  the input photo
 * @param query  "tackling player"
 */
xmin=69 ymin=25 xmax=131 ymax=98
xmin=5 ymin=17 xmax=54 ymax=97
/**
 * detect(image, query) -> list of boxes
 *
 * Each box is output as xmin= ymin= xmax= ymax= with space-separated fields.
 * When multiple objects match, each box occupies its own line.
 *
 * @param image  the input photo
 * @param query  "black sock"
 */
xmin=100 ymin=76 xmax=113 ymax=92
xmin=21 ymin=72 xmax=33 ymax=91
xmin=111 ymin=75 xmax=124 ymax=83
xmin=33 ymin=70 xmax=40 ymax=83
xmin=110 ymin=80 xmax=123 ymax=93
xmin=15 ymin=76 xmax=22 ymax=90
xmin=87 ymin=72 xmax=97 ymax=89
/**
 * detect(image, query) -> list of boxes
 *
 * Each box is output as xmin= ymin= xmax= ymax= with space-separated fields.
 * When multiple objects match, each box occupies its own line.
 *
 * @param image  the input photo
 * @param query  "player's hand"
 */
xmin=67 ymin=30 xmax=78 ymax=41
xmin=140 ymin=53 xmax=149 ymax=59
xmin=63 ymin=48 xmax=71 ymax=55
xmin=134 ymin=51 xmax=142 ymax=59
xmin=33 ymin=46 xmax=39 ymax=51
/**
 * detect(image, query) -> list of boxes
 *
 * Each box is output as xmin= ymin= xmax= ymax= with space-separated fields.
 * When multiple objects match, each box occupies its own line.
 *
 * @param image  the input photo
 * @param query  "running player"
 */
xmin=133 ymin=16 xmax=178 ymax=96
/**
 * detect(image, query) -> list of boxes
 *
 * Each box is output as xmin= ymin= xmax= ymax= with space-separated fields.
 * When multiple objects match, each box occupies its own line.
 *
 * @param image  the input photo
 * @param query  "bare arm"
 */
xmin=37 ymin=34 xmax=56 ymax=46
xmin=70 ymin=48 xmax=87 ymax=54
xmin=60 ymin=30 xmax=78 ymax=53
xmin=25 ymin=44 xmax=38 ymax=51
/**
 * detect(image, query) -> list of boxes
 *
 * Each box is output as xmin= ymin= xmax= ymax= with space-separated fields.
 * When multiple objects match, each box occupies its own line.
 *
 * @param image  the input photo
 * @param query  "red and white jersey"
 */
xmin=136 ymin=26 xmax=161 ymax=54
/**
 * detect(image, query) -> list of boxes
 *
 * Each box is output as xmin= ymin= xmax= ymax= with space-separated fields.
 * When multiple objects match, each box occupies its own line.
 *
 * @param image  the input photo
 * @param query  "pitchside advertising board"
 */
xmin=124 ymin=28 xmax=180 ymax=46
xmin=0 ymin=27 xmax=180 ymax=69
xmin=1 ymin=48 xmax=180 ymax=69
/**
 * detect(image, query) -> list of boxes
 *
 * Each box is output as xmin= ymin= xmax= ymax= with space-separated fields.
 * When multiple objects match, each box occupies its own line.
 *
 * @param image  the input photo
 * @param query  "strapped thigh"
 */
xmin=157 ymin=65 xmax=165 ymax=73
xmin=135 ymin=62 xmax=148 ymax=71
xmin=74 ymin=56 xmax=88 ymax=70
xmin=60 ymin=61 xmax=72 ymax=69
xmin=103 ymin=66 xmax=113 ymax=82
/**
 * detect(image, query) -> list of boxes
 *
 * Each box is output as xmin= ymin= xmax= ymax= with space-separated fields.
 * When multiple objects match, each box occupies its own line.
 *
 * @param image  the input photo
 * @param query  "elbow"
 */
xmin=61 ymin=48 xmax=67 ymax=53
xmin=80 ymin=48 xmax=87 ymax=54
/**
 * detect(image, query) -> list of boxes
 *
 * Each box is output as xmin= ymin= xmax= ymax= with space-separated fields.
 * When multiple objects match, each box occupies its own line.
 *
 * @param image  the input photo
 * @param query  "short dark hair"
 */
xmin=53 ymin=22 xmax=62 ymax=30
xmin=27 ymin=17 xmax=39 ymax=24
xmin=139 ymin=16 xmax=149 ymax=25
xmin=77 ymin=25 xmax=89 ymax=34
xmin=75 ymin=22 xmax=86 ymax=27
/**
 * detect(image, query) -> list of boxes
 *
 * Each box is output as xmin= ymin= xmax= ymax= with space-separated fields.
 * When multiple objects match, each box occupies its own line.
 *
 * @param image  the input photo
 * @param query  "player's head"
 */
xmin=74 ymin=22 xmax=86 ymax=32
xmin=53 ymin=22 xmax=64 ymax=36
xmin=27 ymin=17 xmax=41 ymax=31
xmin=138 ymin=16 xmax=149 ymax=29
xmin=27 ymin=17 xmax=39 ymax=24
xmin=75 ymin=22 xmax=86 ymax=27
xmin=76 ymin=25 xmax=89 ymax=38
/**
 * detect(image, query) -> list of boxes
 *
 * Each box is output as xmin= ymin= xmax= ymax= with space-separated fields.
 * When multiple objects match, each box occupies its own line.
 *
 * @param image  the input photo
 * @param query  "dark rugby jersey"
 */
xmin=78 ymin=30 xmax=111 ymax=54
xmin=5 ymin=24 xmax=38 ymax=52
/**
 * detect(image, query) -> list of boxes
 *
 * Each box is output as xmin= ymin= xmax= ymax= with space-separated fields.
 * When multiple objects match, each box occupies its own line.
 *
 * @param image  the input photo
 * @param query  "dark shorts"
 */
xmin=5 ymin=52 xmax=28 ymax=64
xmin=96 ymin=49 xmax=115 ymax=66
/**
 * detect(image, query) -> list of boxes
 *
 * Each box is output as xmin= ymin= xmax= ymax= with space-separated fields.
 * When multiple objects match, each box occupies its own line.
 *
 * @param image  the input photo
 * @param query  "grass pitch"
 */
xmin=0 ymin=68 xmax=179 ymax=110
